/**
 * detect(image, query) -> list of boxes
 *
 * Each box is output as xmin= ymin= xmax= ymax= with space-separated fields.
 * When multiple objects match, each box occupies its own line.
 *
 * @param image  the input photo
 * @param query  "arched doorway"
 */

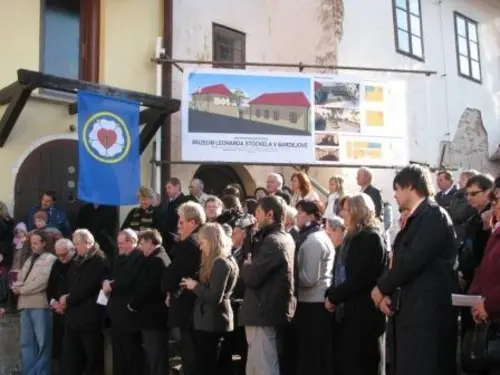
xmin=193 ymin=165 xmax=246 ymax=196
xmin=14 ymin=139 xmax=86 ymax=228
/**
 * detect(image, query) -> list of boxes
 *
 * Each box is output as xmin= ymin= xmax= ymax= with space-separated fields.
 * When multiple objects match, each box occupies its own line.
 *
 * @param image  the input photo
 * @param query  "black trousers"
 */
xmin=296 ymin=302 xmax=332 ymax=375
xmin=180 ymin=328 xmax=197 ymax=375
xmin=62 ymin=327 xmax=104 ymax=375
xmin=194 ymin=330 xmax=232 ymax=375
xmin=111 ymin=329 xmax=142 ymax=375
xmin=142 ymin=329 xmax=168 ymax=375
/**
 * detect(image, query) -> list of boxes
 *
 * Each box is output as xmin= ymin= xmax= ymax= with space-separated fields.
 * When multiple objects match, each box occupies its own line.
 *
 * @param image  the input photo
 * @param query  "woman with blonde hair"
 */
xmin=180 ymin=223 xmax=239 ymax=375
xmin=324 ymin=176 xmax=345 ymax=220
xmin=325 ymin=193 xmax=387 ymax=375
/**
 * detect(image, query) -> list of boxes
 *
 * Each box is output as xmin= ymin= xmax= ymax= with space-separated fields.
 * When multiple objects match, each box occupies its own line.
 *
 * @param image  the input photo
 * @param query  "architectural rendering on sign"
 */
xmin=186 ymin=71 xmax=313 ymax=136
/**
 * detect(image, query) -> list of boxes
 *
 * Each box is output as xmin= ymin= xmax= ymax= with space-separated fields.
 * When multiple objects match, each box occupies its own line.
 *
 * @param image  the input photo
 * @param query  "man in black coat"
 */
xmin=59 ymin=229 xmax=110 ymax=375
xmin=239 ymin=196 xmax=296 ymax=375
xmin=371 ymin=165 xmax=457 ymax=375
xmin=103 ymin=229 xmax=144 ymax=375
xmin=157 ymin=177 xmax=194 ymax=254
xmin=161 ymin=201 xmax=206 ymax=375
xmin=356 ymin=167 xmax=384 ymax=221
xmin=130 ymin=229 xmax=171 ymax=375
xmin=435 ymin=170 xmax=458 ymax=210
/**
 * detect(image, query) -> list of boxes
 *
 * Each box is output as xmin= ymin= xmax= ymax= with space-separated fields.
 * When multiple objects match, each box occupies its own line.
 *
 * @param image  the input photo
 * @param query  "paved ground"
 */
xmin=188 ymin=109 xmax=311 ymax=136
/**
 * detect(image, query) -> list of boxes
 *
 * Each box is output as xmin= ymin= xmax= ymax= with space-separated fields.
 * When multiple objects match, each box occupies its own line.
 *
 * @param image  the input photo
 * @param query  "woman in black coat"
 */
xmin=325 ymin=193 xmax=387 ymax=375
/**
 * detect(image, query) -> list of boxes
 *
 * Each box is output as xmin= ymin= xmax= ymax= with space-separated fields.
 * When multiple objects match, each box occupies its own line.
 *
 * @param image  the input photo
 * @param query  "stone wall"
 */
xmin=0 ymin=314 xmax=21 ymax=375
xmin=441 ymin=108 xmax=500 ymax=174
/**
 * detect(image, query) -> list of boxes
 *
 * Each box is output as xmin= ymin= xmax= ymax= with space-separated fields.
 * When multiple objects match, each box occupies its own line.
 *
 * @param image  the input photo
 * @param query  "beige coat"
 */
xmin=17 ymin=252 xmax=56 ymax=310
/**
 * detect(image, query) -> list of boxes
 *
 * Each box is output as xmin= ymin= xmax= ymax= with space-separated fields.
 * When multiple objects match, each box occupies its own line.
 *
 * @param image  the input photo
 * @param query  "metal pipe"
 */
xmin=151 ymin=57 xmax=437 ymax=76
xmin=153 ymin=36 xmax=163 ymax=194
xmin=150 ymin=160 xmax=404 ymax=170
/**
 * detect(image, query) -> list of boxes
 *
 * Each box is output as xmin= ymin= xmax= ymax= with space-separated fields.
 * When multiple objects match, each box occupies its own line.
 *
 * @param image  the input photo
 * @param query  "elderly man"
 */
xmin=60 ymin=229 xmax=110 ymax=375
xmin=47 ymin=238 xmax=77 ymax=375
xmin=284 ymin=205 xmax=300 ymax=244
xmin=356 ymin=167 xmax=384 ymax=221
xmin=266 ymin=173 xmax=284 ymax=196
xmin=104 ymin=229 xmax=144 ymax=375
xmin=188 ymin=178 xmax=209 ymax=206
xmin=162 ymin=201 xmax=206 ymax=375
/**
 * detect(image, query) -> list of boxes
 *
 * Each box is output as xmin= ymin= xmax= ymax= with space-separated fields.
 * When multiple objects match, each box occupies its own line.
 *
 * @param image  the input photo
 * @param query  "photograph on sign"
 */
xmin=182 ymin=69 xmax=315 ymax=164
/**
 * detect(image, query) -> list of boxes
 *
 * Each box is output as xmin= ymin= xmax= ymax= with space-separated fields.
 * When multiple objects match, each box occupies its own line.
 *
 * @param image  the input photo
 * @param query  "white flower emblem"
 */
xmin=88 ymin=118 xmax=126 ymax=158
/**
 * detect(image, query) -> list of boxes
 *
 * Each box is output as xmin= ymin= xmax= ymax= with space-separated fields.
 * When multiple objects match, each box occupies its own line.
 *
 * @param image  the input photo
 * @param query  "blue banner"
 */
xmin=77 ymin=91 xmax=140 ymax=205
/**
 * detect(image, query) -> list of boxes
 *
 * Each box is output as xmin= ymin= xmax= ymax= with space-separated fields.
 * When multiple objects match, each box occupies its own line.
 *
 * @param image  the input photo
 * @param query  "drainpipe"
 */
xmin=160 ymin=0 xmax=173 ymax=198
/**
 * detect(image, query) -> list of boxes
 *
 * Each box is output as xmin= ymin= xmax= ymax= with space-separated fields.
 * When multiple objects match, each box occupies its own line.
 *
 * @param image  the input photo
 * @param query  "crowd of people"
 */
xmin=0 ymin=165 xmax=499 ymax=375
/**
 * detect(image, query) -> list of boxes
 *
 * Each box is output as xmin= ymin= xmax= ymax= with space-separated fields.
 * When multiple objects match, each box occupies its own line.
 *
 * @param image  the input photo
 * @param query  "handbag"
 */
xmin=462 ymin=322 xmax=500 ymax=373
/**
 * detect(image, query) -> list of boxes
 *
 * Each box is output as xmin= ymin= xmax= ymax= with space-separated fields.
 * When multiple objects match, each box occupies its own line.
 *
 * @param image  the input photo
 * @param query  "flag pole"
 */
xmin=153 ymin=36 xmax=164 ymax=194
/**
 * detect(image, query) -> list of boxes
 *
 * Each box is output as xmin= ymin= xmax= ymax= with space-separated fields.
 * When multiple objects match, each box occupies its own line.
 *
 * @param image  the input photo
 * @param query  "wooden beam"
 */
xmin=0 ymin=84 xmax=35 ymax=147
xmin=0 ymin=82 xmax=20 ymax=106
xmin=17 ymin=69 xmax=180 ymax=111
xmin=140 ymin=110 xmax=170 ymax=154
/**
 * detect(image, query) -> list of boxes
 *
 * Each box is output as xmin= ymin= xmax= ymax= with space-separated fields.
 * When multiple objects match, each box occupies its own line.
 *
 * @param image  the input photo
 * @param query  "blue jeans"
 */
xmin=20 ymin=308 xmax=52 ymax=375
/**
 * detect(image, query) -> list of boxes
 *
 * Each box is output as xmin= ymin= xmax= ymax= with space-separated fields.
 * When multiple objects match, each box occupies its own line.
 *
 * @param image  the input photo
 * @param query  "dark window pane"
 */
xmin=42 ymin=0 xmax=80 ymax=79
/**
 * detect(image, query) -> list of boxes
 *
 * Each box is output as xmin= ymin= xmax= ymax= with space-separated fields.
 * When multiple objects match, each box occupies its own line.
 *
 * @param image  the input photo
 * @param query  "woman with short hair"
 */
xmin=325 ymin=193 xmax=387 ymax=375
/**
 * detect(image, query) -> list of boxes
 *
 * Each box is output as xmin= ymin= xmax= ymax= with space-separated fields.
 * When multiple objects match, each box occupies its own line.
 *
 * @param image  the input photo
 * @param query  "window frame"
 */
xmin=39 ymin=0 xmax=101 ymax=88
xmin=391 ymin=0 xmax=425 ymax=62
xmin=212 ymin=23 xmax=246 ymax=69
xmin=453 ymin=11 xmax=482 ymax=84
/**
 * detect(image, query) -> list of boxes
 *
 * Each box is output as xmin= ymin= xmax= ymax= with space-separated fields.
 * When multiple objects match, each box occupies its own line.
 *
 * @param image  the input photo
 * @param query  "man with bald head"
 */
xmin=356 ymin=167 xmax=384 ymax=221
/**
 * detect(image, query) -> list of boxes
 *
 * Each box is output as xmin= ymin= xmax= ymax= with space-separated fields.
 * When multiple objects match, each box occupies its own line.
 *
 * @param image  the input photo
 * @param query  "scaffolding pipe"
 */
xmin=150 ymin=56 xmax=437 ymax=76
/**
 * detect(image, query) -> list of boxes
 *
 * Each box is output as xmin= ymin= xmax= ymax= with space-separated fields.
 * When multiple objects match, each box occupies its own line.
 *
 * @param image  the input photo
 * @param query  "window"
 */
xmin=256 ymin=109 xmax=261 ymax=118
xmin=40 ymin=0 xmax=100 ymax=83
xmin=212 ymin=24 xmax=246 ymax=69
xmin=290 ymin=112 xmax=298 ymax=124
xmin=454 ymin=12 xmax=481 ymax=83
xmin=273 ymin=110 xmax=279 ymax=121
xmin=392 ymin=0 xmax=424 ymax=61
xmin=264 ymin=110 xmax=269 ymax=119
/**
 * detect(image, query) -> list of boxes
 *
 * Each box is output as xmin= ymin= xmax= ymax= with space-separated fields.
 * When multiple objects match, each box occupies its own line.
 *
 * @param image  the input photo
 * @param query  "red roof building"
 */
xmin=248 ymin=92 xmax=310 ymax=107
xmin=192 ymin=83 xmax=232 ymax=96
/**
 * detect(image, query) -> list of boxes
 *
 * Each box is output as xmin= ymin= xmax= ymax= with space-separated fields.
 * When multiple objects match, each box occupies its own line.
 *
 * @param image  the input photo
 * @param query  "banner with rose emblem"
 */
xmin=77 ymin=91 xmax=140 ymax=205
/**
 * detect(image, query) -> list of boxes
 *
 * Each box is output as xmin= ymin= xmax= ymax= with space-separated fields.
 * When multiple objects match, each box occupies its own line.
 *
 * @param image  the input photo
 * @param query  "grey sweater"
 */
xmin=297 ymin=230 xmax=335 ymax=303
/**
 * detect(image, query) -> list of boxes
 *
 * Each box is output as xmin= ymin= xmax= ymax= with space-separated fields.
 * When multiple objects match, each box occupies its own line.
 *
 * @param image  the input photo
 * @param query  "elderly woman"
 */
xmin=121 ymin=186 xmax=162 ymax=232
xmin=47 ymin=238 xmax=77 ymax=375
xmin=180 ymin=222 xmax=239 ymax=375
xmin=325 ymin=193 xmax=387 ymax=375
xmin=325 ymin=216 xmax=347 ymax=249
xmin=60 ymin=229 xmax=110 ymax=375
xmin=13 ymin=229 xmax=56 ymax=375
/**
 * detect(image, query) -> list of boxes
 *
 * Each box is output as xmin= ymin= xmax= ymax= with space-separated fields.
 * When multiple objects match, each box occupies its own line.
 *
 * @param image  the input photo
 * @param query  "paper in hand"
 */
xmin=96 ymin=289 xmax=109 ymax=306
xmin=452 ymin=293 xmax=482 ymax=307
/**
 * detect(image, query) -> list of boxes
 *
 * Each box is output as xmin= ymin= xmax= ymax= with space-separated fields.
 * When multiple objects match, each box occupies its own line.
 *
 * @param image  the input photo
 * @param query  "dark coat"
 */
xmin=447 ymin=189 xmax=475 ymax=248
xmin=157 ymin=193 xmax=193 ymax=253
xmin=26 ymin=205 xmax=71 ymax=237
xmin=76 ymin=204 xmax=118 ymax=261
xmin=0 ymin=217 xmax=14 ymax=267
xmin=238 ymin=223 xmax=296 ymax=327
xmin=129 ymin=247 xmax=170 ymax=330
xmin=193 ymin=256 xmax=239 ymax=332
xmin=107 ymin=249 xmax=144 ymax=332
xmin=435 ymin=186 xmax=458 ymax=210
xmin=364 ymin=185 xmax=384 ymax=220
xmin=326 ymin=227 xmax=387 ymax=375
xmin=64 ymin=249 xmax=110 ymax=331
xmin=377 ymin=199 xmax=457 ymax=375
xmin=161 ymin=228 xmax=201 ymax=329
xmin=469 ymin=227 xmax=500 ymax=321
xmin=47 ymin=255 xmax=76 ymax=359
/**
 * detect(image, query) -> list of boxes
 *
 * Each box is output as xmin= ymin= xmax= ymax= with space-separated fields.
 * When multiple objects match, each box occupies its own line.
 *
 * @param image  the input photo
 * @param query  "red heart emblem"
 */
xmin=97 ymin=129 xmax=117 ymax=149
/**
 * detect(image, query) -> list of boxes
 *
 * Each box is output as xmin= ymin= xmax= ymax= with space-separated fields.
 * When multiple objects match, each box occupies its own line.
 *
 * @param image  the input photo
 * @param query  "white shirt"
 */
xmin=323 ymin=193 xmax=339 ymax=219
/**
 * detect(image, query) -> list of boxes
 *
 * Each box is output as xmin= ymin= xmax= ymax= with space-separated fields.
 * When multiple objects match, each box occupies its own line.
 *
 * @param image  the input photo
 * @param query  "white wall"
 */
xmin=338 ymin=0 xmax=500 ymax=165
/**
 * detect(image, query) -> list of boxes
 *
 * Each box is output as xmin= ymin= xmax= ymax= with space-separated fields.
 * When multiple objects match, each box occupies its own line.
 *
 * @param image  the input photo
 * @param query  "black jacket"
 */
xmin=47 ymin=256 xmax=76 ymax=304
xmin=377 ymin=199 xmax=457 ymax=375
xmin=64 ymin=249 xmax=110 ymax=331
xmin=157 ymin=193 xmax=193 ymax=253
xmin=364 ymin=185 xmax=384 ymax=220
xmin=129 ymin=247 xmax=170 ymax=330
xmin=435 ymin=186 xmax=458 ymax=211
xmin=107 ymin=249 xmax=144 ymax=332
xmin=448 ymin=189 xmax=475 ymax=248
xmin=238 ymin=223 xmax=296 ymax=327
xmin=0 ymin=217 xmax=14 ymax=267
xmin=161 ymin=228 xmax=201 ymax=329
